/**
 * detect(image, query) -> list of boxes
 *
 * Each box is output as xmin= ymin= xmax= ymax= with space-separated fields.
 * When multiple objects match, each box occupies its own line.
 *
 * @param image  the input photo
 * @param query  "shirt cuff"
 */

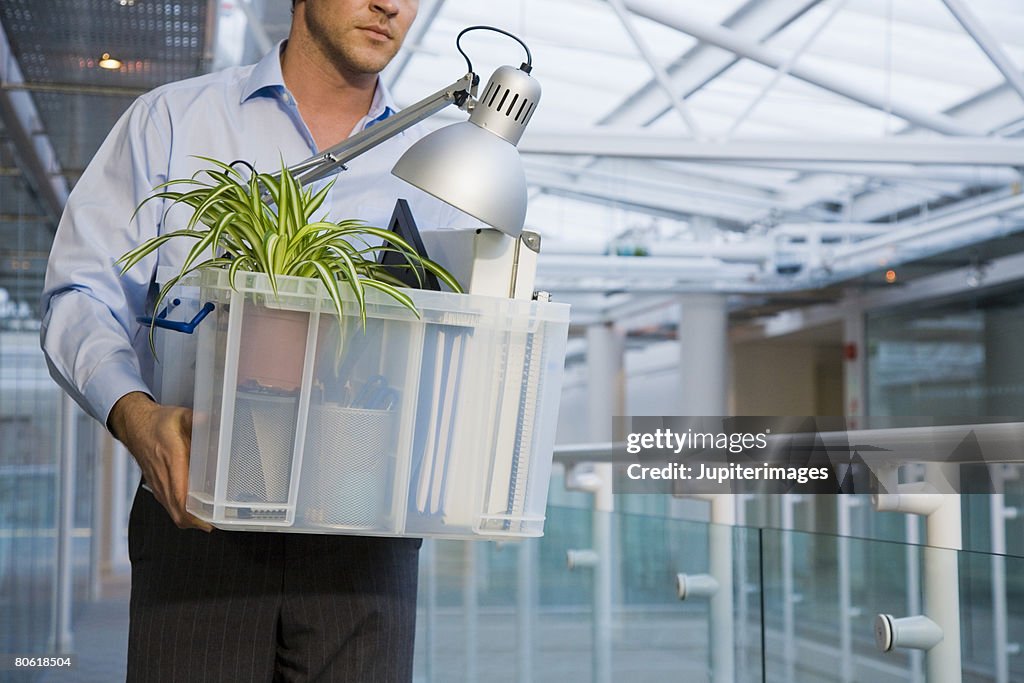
xmin=82 ymin=357 xmax=154 ymax=429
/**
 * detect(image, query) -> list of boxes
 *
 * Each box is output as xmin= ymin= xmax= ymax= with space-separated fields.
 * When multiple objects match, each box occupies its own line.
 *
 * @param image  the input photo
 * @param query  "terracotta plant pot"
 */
xmin=235 ymin=304 xmax=309 ymax=392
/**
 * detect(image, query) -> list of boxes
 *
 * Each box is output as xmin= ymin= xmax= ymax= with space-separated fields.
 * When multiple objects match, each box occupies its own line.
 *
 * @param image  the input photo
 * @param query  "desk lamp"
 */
xmin=280 ymin=26 xmax=540 ymax=238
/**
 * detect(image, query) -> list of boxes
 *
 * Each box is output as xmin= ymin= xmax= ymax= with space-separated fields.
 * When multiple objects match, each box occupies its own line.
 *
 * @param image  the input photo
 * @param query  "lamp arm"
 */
xmin=282 ymin=72 xmax=478 ymax=189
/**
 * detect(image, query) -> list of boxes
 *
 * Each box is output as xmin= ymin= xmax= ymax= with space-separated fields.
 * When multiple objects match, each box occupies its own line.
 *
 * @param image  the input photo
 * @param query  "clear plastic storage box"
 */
xmin=153 ymin=269 xmax=569 ymax=540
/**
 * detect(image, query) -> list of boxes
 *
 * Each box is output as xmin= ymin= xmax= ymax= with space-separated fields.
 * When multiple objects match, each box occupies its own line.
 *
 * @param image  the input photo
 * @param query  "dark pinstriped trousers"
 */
xmin=126 ymin=486 xmax=421 ymax=682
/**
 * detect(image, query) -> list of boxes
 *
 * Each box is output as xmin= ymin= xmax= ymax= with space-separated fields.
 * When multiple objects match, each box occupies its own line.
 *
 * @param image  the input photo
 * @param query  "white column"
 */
xmin=585 ymin=323 xmax=623 ymax=683
xmin=96 ymin=428 xmax=114 ymax=578
xmin=89 ymin=422 xmax=104 ymax=601
xmin=677 ymin=294 xmax=728 ymax=416
xmin=677 ymin=295 xmax=734 ymax=682
xmin=111 ymin=441 xmax=131 ymax=568
xmin=422 ymin=539 xmax=437 ymax=682
xmin=463 ymin=543 xmax=478 ymax=682
xmin=517 ymin=538 xmax=537 ymax=683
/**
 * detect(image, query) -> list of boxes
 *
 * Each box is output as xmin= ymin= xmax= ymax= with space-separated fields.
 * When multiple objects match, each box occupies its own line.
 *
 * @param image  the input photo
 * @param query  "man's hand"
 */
xmin=108 ymin=392 xmax=213 ymax=532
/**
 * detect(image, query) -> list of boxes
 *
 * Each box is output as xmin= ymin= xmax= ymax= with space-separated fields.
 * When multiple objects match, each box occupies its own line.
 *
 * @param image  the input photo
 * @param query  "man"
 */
xmin=41 ymin=1 xmax=470 ymax=680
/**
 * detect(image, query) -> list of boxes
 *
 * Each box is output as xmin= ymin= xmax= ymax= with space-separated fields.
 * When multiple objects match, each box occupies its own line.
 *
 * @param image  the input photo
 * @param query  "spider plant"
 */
xmin=117 ymin=156 xmax=462 ymax=346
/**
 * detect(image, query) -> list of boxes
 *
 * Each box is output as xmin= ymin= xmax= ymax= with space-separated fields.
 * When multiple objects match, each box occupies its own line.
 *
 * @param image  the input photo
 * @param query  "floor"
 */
xmin=37 ymin=574 xmax=129 ymax=683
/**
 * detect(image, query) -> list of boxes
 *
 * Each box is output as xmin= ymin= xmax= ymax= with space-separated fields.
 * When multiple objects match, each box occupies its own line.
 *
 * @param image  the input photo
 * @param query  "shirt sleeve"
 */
xmin=40 ymin=95 xmax=170 ymax=426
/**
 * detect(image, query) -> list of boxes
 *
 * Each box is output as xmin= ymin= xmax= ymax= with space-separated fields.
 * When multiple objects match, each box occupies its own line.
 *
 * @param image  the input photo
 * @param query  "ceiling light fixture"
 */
xmin=99 ymin=53 xmax=122 ymax=70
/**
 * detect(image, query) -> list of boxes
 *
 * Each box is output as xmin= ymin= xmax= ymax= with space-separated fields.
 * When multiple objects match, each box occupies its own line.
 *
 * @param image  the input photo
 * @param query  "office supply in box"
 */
xmin=155 ymin=268 xmax=568 ymax=540
xmin=377 ymin=198 xmax=441 ymax=291
xmin=421 ymin=228 xmax=540 ymax=299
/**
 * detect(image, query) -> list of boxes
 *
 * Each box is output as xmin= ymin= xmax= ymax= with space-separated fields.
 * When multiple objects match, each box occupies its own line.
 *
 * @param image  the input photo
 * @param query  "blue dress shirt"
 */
xmin=41 ymin=42 xmax=476 ymax=425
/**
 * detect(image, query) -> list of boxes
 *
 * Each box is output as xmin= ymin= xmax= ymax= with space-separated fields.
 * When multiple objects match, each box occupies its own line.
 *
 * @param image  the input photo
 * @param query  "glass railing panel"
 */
xmin=0 ymin=330 xmax=63 ymax=670
xmin=960 ymin=547 xmax=1024 ymax=683
xmin=761 ymin=525 xmax=929 ymax=682
xmin=414 ymin=493 xmax=1021 ymax=683
xmin=414 ymin=506 xmax=598 ymax=683
xmin=760 ymin=523 xmax=1024 ymax=683
xmin=414 ymin=505 xmax=764 ymax=683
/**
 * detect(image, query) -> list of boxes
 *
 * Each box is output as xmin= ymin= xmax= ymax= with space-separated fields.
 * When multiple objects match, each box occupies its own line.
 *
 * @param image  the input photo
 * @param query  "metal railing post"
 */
xmin=905 ymin=510 xmax=924 ymax=683
xmin=780 ymin=495 xmax=803 ymax=683
xmin=873 ymin=463 xmax=962 ymax=683
xmin=52 ymin=392 xmax=76 ymax=654
xmin=564 ymin=462 xmax=614 ymax=683
xmin=837 ymin=495 xmax=863 ymax=683
xmin=922 ymin=465 xmax=962 ymax=683
xmin=991 ymin=466 xmax=1020 ymax=683
xmin=672 ymin=493 xmax=735 ymax=682
xmin=593 ymin=464 xmax=614 ymax=683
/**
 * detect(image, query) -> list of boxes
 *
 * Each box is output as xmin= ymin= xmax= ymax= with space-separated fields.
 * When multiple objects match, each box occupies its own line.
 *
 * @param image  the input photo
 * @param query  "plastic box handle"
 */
xmin=137 ymin=299 xmax=215 ymax=334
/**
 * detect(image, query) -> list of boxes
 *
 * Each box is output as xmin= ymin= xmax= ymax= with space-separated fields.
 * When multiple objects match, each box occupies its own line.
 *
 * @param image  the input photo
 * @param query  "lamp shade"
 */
xmin=392 ymin=121 xmax=528 ymax=237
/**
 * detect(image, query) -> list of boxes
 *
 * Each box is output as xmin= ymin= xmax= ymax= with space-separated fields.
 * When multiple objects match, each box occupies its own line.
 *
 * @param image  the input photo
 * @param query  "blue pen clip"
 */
xmin=137 ymin=299 xmax=215 ymax=334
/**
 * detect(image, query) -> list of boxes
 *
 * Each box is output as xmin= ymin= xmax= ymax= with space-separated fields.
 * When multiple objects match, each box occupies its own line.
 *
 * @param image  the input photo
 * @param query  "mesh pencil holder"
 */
xmin=226 ymin=390 xmax=298 ymax=504
xmin=303 ymin=404 xmax=397 ymax=529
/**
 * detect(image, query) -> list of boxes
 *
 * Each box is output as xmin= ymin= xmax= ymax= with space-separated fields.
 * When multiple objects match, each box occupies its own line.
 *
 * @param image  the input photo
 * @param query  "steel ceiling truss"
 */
xmin=520 ymin=134 xmax=1024 ymax=165
xmin=939 ymin=0 xmax=1024 ymax=107
xmin=0 ymin=23 xmax=68 ymax=229
xmin=621 ymin=0 xmax=981 ymax=136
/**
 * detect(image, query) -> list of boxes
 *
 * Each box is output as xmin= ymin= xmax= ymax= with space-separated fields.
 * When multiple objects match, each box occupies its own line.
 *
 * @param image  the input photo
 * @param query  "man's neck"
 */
xmin=280 ymin=38 xmax=379 ymax=151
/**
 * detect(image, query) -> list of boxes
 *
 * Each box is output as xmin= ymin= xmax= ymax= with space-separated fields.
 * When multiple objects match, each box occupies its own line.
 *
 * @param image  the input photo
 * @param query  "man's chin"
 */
xmin=345 ymin=49 xmax=398 ymax=76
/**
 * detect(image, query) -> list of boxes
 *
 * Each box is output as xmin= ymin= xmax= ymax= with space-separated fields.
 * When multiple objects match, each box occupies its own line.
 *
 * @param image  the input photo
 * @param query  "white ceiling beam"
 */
xmin=767 ymin=15 xmax=1006 ymax=89
xmin=847 ymin=0 xmax=1024 ymax=40
xmin=600 ymin=0 xmax=824 ymax=126
xmin=536 ymin=192 xmax=1024 ymax=298
xmin=524 ymin=157 xmax=784 ymax=206
xmin=605 ymin=0 xmax=702 ymax=138
xmin=621 ymin=0 xmax=983 ymax=136
xmin=520 ymin=133 xmax=1024 ymax=165
xmin=664 ymin=160 xmax=797 ymax=192
xmin=535 ymin=0 xmax=824 ymax=222
xmin=531 ymin=171 xmax=761 ymax=224
xmin=738 ymin=161 xmax=1019 ymax=185
xmin=826 ymin=193 xmax=1024 ymax=276
xmin=939 ymin=0 xmax=1024 ymax=107
xmin=525 ymin=157 xmax=839 ymax=223
xmin=726 ymin=0 xmax=850 ymax=139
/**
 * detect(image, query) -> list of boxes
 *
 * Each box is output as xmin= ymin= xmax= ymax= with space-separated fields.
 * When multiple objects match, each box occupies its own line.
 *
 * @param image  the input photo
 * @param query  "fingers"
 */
xmin=167 ymin=408 xmax=211 ymax=532
xmin=123 ymin=401 xmax=212 ymax=532
xmin=179 ymin=407 xmax=194 ymax=435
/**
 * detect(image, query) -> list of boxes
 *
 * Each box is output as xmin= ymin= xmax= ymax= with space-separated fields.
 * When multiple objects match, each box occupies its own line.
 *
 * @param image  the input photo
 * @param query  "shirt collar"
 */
xmin=366 ymin=79 xmax=396 ymax=124
xmin=240 ymin=41 xmax=288 ymax=103
xmin=241 ymin=40 xmax=397 ymax=126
